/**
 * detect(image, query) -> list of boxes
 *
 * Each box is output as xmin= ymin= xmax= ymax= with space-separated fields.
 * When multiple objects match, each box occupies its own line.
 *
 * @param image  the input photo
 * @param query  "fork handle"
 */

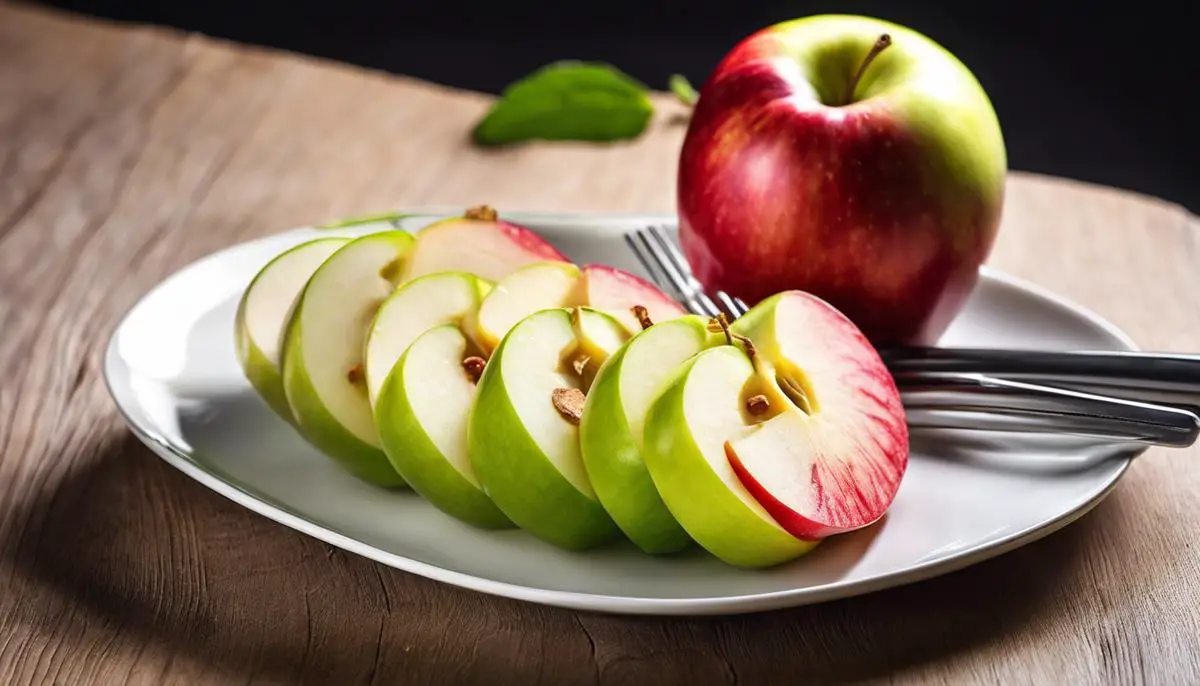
xmin=899 ymin=373 xmax=1200 ymax=449
xmin=883 ymin=347 xmax=1200 ymax=411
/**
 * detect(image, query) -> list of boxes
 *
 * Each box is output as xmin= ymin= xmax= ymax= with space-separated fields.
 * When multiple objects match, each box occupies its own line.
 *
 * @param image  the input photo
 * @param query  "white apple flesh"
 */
xmin=364 ymin=271 xmax=490 ymax=406
xmin=280 ymin=231 xmax=415 ymax=486
xmin=375 ymin=324 xmax=512 ymax=528
xmin=469 ymin=307 xmax=629 ymax=550
xmin=235 ymin=237 xmax=348 ymax=423
xmin=473 ymin=262 xmax=582 ymax=352
xmin=473 ymin=261 xmax=686 ymax=353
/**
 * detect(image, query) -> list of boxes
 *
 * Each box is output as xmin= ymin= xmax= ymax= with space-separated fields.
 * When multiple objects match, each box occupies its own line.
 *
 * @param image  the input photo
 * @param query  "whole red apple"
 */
xmin=677 ymin=15 xmax=1007 ymax=345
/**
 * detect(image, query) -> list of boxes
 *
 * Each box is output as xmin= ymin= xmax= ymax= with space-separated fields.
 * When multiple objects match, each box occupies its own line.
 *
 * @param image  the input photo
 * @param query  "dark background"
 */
xmin=32 ymin=0 xmax=1200 ymax=211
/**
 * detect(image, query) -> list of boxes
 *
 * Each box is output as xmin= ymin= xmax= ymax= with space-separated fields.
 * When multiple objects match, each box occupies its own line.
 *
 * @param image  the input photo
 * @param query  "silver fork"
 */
xmin=625 ymin=224 xmax=1200 ymax=408
xmin=624 ymin=223 xmax=1200 ymax=449
xmin=625 ymin=224 xmax=750 ymax=319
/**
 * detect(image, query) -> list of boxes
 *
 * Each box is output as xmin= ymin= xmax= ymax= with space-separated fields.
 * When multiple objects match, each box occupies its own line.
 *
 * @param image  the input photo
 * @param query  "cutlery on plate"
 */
xmin=624 ymin=223 xmax=1200 ymax=448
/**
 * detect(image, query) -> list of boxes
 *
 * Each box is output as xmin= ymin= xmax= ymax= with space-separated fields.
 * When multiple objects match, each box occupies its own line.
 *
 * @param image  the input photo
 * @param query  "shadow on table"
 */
xmin=6 ymin=427 xmax=1141 ymax=683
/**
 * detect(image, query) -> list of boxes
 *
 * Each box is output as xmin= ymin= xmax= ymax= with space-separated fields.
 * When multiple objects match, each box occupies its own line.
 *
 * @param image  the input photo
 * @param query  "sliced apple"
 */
xmin=726 ymin=291 xmax=909 ymax=540
xmin=472 ymin=261 xmax=583 ymax=352
xmin=403 ymin=205 xmax=568 ymax=282
xmin=375 ymin=324 xmax=512 ymax=528
xmin=472 ymin=261 xmax=685 ymax=352
xmin=363 ymin=271 xmax=491 ymax=406
xmin=469 ymin=307 xmax=629 ymax=550
xmin=235 ymin=237 xmax=348 ymax=423
xmin=580 ymin=314 xmax=716 ymax=554
xmin=280 ymin=231 xmax=415 ymax=486
xmin=643 ymin=291 xmax=909 ymax=567
xmin=642 ymin=346 xmax=816 ymax=568
xmin=577 ymin=264 xmax=687 ymax=334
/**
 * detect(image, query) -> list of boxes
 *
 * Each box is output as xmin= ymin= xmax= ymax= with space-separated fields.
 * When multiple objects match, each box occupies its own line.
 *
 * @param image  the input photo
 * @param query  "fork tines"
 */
xmin=625 ymin=224 xmax=748 ymax=319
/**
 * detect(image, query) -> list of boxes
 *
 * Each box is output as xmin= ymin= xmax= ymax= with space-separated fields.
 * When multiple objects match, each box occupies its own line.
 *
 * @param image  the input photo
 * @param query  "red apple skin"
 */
xmin=581 ymin=264 xmax=687 ymax=326
xmin=678 ymin=16 xmax=1006 ymax=345
xmin=726 ymin=441 xmax=899 ymax=541
xmin=493 ymin=220 xmax=570 ymax=263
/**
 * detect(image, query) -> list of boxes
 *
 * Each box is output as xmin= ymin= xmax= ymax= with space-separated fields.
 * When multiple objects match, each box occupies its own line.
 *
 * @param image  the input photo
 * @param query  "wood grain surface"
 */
xmin=1 ymin=3 xmax=1198 ymax=683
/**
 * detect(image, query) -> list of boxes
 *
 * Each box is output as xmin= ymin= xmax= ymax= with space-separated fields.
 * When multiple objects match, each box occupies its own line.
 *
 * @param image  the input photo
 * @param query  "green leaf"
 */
xmin=668 ymin=74 xmax=698 ymax=107
xmin=472 ymin=61 xmax=654 ymax=146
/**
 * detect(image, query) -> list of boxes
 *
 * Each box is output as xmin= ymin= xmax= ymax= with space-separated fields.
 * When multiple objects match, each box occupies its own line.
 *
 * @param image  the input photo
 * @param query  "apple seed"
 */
xmin=346 ymin=363 xmax=365 ymax=385
xmin=464 ymin=204 xmax=499 ymax=222
xmin=631 ymin=305 xmax=654 ymax=330
xmin=778 ymin=374 xmax=813 ymax=414
xmin=551 ymin=387 xmax=585 ymax=425
xmin=462 ymin=356 xmax=486 ymax=383
xmin=746 ymin=394 xmax=770 ymax=415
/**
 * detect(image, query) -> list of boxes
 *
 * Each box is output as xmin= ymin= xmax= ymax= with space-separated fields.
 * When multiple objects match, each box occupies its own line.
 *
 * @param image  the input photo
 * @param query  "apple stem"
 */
xmin=707 ymin=313 xmax=734 ymax=345
xmin=735 ymin=334 xmax=758 ymax=363
xmin=708 ymin=313 xmax=758 ymax=363
xmin=843 ymin=34 xmax=891 ymax=105
xmin=462 ymin=356 xmax=486 ymax=383
xmin=464 ymin=204 xmax=498 ymax=222
xmin=631 ymin=305 xmax=654 ymax=330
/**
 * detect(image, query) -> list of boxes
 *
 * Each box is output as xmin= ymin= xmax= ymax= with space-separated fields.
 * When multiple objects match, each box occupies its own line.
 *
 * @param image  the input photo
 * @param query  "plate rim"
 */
xmin=102 ymin=210 xmax=1141 ymax=616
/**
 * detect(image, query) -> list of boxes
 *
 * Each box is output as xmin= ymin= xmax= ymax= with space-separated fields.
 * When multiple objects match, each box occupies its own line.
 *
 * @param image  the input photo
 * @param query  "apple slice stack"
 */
xmin=236 ymin=205 xmax=909 ymax=568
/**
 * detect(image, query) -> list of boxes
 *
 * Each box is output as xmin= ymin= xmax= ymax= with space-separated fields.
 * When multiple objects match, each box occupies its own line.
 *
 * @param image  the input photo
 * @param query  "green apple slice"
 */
xmin=363 ymin=271 xmax=491 ymax=406
xmin=473 ymin=261 xmax=583 ymax=352
xmin=580 ymin=314 xmax=716 ymax=554
xmin=469 ymin=307 xmax=629 ymax=550
xmin=281 ymin=231 xmax=415 ymax=486
xmin=375 ymin=324 xmax=512 ymax=528
xmin=235 ymin=237 xmax=349 ymax=423
xmin=472 ymin=261 xmax=688 ymax=354
xmin=642 ymin=345 xmax=817 ymax=568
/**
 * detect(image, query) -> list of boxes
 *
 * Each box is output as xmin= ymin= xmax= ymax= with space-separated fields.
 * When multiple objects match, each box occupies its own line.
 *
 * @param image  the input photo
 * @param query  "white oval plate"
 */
xmin=104 ymin=210 xmax=1140 ymax=616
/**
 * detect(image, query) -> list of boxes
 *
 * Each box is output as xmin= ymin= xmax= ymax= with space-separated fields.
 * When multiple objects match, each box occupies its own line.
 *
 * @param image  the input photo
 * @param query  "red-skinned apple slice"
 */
xmin=404 ymin=205 xmax=568 ymax=282
xmin=726 ymin=291 xmax=909 ymax=540
xmin=577 ymin=264 xmax=686 ymax=334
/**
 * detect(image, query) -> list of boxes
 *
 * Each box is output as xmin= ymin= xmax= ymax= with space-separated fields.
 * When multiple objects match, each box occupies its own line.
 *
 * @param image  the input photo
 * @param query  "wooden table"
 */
xmin=2 ymin=3 xmax=1198 ymax=683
